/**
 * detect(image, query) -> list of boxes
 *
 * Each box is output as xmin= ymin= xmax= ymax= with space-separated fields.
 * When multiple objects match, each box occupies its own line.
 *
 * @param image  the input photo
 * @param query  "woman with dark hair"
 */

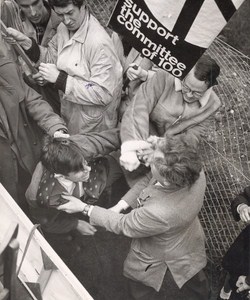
xmin=6 ymin=0 xmax=122 ymax=135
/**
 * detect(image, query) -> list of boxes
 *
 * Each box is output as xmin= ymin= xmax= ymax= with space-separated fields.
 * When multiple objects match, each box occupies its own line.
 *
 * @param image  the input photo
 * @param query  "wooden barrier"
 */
xmin=0 ymin=183 xmax=93 ymax=300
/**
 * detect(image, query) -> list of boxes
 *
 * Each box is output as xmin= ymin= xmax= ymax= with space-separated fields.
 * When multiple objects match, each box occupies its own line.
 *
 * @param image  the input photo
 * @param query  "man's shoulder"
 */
xmin=86 ymin=14 xmax=112 ymax=44
xmin=209 ymin=89 xmax=220 ymax=102
xmin=57 ymin=22 xmax=66 ymax=33
xmin=153 ymin=69 xmax=175 ymax=85
xmin=147 ymin=69 xmax=175 ymax=94
xmin=208 ymin=89 xmax=221 ymax=109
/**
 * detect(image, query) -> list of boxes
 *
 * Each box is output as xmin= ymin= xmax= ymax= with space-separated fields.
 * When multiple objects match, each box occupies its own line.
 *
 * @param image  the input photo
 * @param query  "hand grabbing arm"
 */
xmin=5 ymin=27 xmax=32 ymax=50
xmin=57 ymin=194 xmax=86 ymax=214
xmin=236 ymin=276 xmax=250 ymax=293
xmin=237 ymin=204 xmax=250 ymax=223
xmin=76 ymin=220 xmax=97 ymax=235
xmin=109 ymin=200 xmax=130 ymax=213
xmin=120 ymin=140 xmax=152 ymax=171
xmin=126 ymin=63 xmax=148 ymax=82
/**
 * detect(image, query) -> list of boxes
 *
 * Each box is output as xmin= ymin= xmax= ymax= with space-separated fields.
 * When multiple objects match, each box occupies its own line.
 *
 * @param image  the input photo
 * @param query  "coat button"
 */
xmin=24 ymin=123 xmax=28 ymax=127
xmin=33 ymin=142 xmax=37 ymax=145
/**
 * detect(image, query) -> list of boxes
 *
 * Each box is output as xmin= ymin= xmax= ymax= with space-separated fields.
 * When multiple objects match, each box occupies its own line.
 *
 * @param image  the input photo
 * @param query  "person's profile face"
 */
xmin=65 ymin=160 xmax=91 ymax=182
xmin=181 ymin=68 xmax=208 ymax=104
xmin=54 ymin=4 xmax=84 ymax=32
xmin=18 ymin=0 xmax=45 ymax=24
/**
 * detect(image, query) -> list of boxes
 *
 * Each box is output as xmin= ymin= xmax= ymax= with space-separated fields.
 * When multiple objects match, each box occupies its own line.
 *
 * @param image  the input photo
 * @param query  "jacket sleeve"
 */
xmin=231 ymin=186 xmax=250 ymax=221
xmin=166 ymin=91 xmax=221 ymax=137
xmin=121 ymin=173 xmax=152 ymax=208
xmin=69 ymin=128 xmax=121 ymax=161
xmin=24 ymin=82 xmax=67 ymax=135
xmin=33 ymin=33 xmax=58 ymax=64
xmin=90 ymin=202 xmax=169 ymax=238
xmin=179 ymin=117 xmax=211 ymax=142
xmin=120 ymin=71 xmax=165 ymax=142
xmin=24 ymin=34 xmax=58 ymax=64
xmin=29 ymin=206 xmax=79 ymax=234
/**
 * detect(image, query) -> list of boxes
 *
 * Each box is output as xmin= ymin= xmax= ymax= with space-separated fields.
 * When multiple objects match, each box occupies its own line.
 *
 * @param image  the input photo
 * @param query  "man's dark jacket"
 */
xmin=0 ymin=57 xmax=66 ymax=202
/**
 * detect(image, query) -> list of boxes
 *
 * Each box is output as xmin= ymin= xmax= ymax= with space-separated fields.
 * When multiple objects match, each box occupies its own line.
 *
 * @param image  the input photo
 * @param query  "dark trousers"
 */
xmin=127 ymin=269 xmax=210 ymax=300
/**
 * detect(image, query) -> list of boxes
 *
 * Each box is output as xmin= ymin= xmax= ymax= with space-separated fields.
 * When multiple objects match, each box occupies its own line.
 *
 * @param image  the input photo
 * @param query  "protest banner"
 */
xmin=109 ymin=0 xmax=245 ymax=78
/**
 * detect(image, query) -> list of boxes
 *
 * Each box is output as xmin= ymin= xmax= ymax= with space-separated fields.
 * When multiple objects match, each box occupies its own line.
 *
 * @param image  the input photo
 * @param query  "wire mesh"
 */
xmin=202 ymin=37 xmax=250 ymax=260
xmin=2 ymin=0 xmax=250 ymax=297
xmin=200 ymin=38 xmax=250 ymax=297
xmin=85 ymin=0 xmax=116 ymax=29
xmin=86 ymin=2 xmax=250 ymax=297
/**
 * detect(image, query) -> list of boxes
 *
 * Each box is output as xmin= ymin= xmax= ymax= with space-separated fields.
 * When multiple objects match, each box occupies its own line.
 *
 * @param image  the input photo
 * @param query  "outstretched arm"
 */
xmin=69 ymin=128 xmax=121 ymax=161
xmin=24 ymin=83 xmax=67 ymax=136
xmin=57 ymin=190 xmax=168 ymax=238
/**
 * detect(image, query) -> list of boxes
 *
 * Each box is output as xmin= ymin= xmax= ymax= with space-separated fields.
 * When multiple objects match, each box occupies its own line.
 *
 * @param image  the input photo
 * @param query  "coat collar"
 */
xmin=59 ymin=6 xmax=90 ymax=45
xmin=70 ymin=6 xmax=90 ymax=43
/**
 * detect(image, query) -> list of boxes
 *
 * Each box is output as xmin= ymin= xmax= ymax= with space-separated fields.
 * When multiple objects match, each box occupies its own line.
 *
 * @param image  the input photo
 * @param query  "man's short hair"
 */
xmin=153 ymin=134 xmax=202 ymax=189
xmin=48 ymin=0 xmax=84 ymax=9
xmin=194 ymin=54 xmax=220 ymax=88
xmin=41 ymin=135 xmax=85 ymax=175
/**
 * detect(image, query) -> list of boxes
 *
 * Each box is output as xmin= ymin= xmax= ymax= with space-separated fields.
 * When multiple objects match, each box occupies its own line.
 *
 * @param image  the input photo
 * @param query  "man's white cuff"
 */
xmin=121 ymin=140 xmax=151 ymax=154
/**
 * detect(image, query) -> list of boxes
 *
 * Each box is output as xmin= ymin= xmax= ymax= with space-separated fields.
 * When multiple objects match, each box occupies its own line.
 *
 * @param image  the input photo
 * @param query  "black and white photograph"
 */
xmin=0 ymin=0 xmax=250 ymax=299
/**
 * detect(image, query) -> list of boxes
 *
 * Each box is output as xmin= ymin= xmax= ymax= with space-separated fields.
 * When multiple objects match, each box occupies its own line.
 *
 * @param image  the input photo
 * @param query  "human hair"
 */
xmin=48 ymin=0 xmax=84 ymax=9
xmin=194 ymin=54 xmax=220 ymax=88
xmin=153 ymin=134 xmax=202 ymax=189
xmin=41 ymin=135 xmax=85 ymax=175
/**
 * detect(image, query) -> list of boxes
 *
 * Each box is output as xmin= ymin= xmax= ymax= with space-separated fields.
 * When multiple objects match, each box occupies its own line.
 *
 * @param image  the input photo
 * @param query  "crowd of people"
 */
xmin=0 ymin=0 xmax=248 ymax=299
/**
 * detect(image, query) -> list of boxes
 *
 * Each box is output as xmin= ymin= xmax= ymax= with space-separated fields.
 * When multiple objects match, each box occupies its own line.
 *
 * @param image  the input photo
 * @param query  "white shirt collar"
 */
xmin=54 ymin=174 xmax=76 ymax=195
xmin=154 ymin=181 xmax=164 ymax=187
